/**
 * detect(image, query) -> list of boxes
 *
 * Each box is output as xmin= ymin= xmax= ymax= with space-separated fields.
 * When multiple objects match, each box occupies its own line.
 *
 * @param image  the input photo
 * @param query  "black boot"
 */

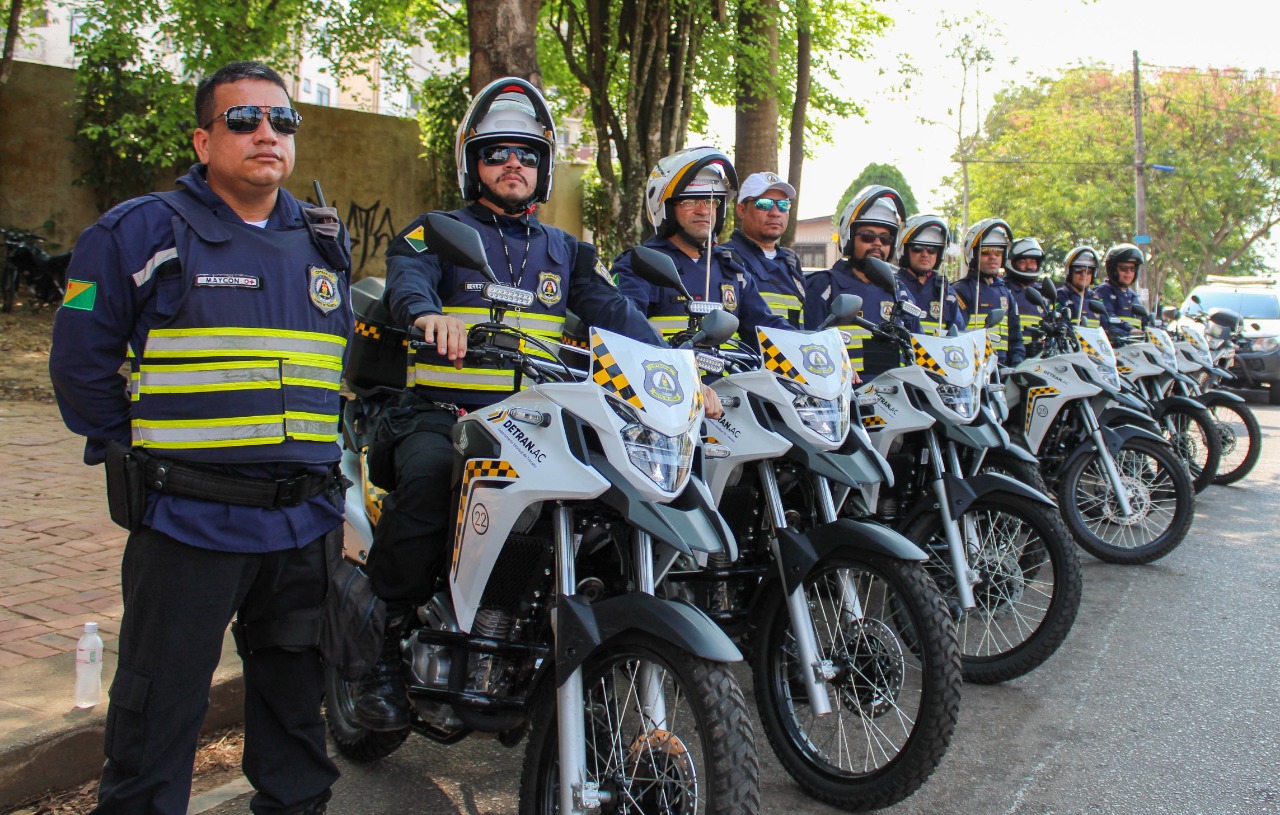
xmin=353 ymin=607 xmax=410 ymax=731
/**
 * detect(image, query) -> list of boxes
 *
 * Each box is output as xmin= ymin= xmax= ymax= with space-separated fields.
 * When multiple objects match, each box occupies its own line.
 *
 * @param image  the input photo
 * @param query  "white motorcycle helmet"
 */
xmin=1006 ymin=237 xmax=1046 ymax=284
xmin=895 ymin=213 xmax=950 ymax=271
xmin=1104 ymin=243 xmax=1145 ymax=285
xmin=645 ymin=146 xmax=738 ymax=237
xmin=837 ymin=185 xmax=905 ymax=257
xmin=962 ymin=218 xmax=1012 ymax=271
xmin=454 ymin=77 xmax=557 ymax=208
xmin=1063 ymin=246 xmax=1101 ymax=286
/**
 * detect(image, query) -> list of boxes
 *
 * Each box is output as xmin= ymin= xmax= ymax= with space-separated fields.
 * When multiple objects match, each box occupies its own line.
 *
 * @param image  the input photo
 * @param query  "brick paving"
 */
xmin=0 ymin=403 xmax=126 ymax=668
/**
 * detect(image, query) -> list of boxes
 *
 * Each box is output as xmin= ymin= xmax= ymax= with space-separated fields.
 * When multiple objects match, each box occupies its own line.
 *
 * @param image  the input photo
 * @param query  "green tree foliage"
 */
xmin=415 ymin=68 xmax=471 ymax=212
xmin=944 ymin=66 xmax=1280 ymax=302
xmin=833 ymin=163 xmax=919 ymax=227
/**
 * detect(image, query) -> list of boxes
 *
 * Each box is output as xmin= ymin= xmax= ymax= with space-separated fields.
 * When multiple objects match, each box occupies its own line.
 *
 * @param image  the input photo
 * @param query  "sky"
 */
xmin=699 ymin=0 xmax=1279 ymax=226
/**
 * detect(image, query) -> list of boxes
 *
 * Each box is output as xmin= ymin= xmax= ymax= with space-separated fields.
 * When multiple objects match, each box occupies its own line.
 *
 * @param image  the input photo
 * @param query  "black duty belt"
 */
xmin=135 ymin=450 xmax=338 ymax=509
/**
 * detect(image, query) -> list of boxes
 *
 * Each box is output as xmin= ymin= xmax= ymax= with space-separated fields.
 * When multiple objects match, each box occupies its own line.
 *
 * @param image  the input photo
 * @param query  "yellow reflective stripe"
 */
xmin=133 ymin=415 xmax=286 ymax=448
xmin=145 ymin=328 xmax=346 ymax=360
xmin=412 ymin=364 xmax=522 ymax=391
xmin=286 ymin=411 xmax=340 ymax=441
xmin=761 ymin=292 xmax=802 ymax=319
xmin=149 ymin=326 xmax=348 ymax=345
xmin=282 ymin=361 xmax=343 ymax=390
xmin=444 ymin=308 xmax=566 ymax=334
xmin=137 ymin=361 xmax=281 ymax=394
xmin=968 ymin=314 xmax=1009 ymax=351
xmin=1116 ymin=314 xmax=1143 ymax=327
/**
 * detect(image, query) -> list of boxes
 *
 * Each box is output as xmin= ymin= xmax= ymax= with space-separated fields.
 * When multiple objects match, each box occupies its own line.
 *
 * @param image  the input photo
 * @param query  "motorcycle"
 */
xmin=1006 ymin=287 xmax=1195 ymax=565
xmin=2 ymin=228 xmax=71 ymax=313
xmin=329 ymin=214 xmax=761 ymax=814
xmin=653 ymin=274 xmax=961 ymax=811
xmin=846 ymin=259 xmax=1082 ymax=685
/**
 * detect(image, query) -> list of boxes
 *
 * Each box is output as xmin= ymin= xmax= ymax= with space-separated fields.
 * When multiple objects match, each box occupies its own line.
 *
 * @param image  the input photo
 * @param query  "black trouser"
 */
xmin=93 ymin=528 xmax=338 ymax=815
xmin=364 ymin=424 xmax=456 ymax=602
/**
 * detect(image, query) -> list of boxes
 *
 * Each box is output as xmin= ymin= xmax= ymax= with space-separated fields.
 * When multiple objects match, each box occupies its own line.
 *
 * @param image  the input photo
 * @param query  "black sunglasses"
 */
xmin=908 ymin=245 xmax=940 ymax=255
xmin=855 ymin=230 xmax=893 ymax=246
xmin=480 ymin=145 xmax=540 ymax=168
xmin=203 ymin=105 xmax=302 ymax=135
xmin=748 ymin=197 xmax=792 ymax=212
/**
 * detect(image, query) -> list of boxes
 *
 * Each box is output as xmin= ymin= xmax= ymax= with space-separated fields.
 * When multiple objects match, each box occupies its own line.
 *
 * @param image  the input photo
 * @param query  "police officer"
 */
xmin=1005 ymin=236 xmax=1049 ymax=354
xmin=49 ymin=61 xmax=347 ymax=815
xmin=953 ymin=218 xmax=1026 ymax=366
xmin=1056 ymin=246 xmax=1103 ymax=323
xmin=894 ymin=213 xmax=959 ymax=336
xmin=722 ymin=171 xmax=806 ymax=328
xmin=356 ymin=78 xmax=672 ymax=731
xmin=1096 ymin=243 xmax=1148 ymax=338
xmin=807 ymin=185 xmax=920 ymax=379
xmin=611 ymin=146 xmax=790 ymax=345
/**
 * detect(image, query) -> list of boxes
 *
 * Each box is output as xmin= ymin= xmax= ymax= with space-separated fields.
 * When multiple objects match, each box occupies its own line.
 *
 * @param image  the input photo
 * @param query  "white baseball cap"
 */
xmin=738 ymin=171 xmax=797 ymax=202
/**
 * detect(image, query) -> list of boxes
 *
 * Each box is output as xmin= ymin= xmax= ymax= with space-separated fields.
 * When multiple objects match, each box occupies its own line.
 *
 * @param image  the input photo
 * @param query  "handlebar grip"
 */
xmin=718 ymin=395 xmax=741 ymax=408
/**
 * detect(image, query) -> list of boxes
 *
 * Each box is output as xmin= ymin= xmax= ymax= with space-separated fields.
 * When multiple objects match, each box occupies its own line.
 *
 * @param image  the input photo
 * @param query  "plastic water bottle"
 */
xmin=75 ymin=622 xmax=104 ymax=709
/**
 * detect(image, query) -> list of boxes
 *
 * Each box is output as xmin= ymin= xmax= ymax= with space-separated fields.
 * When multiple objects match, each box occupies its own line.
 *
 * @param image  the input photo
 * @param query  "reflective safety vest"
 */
xmin=805 ymin=261 xmax=919 ymax=375
xmin=954 ymin=276 xmax=1013 ymax=353
xmin=723 ymin=232 xmax=805 ymax=328
xmin=130 ymin=207 xmax=351 ymax=464
xmin=1010 ymin=282 xmax=1046 ymax=337
xmin=410 ymin=207 xmax=573 ymax=406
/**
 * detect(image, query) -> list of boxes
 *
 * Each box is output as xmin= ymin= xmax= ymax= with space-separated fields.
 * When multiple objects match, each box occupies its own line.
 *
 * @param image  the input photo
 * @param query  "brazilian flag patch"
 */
xmin=404 ymin=225 xmax=427 ymax=253
xmin=63 ymin=279 xmax=97 ymax=311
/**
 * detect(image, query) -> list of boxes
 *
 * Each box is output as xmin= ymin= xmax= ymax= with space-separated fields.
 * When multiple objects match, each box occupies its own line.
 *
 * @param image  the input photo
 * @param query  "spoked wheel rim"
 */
xmin=770 ymin=565 xmax=926 ymax=778
xmin=1074 ymin=448 xmax=1181 ymax=549
xmin=942 ymin=508 xmax=1055 ymax=659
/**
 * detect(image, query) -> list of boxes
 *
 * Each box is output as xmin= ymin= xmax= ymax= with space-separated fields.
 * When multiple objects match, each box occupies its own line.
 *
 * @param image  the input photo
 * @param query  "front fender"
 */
xmin=770 ymin=520 xmax=928 ymax=595
xmin=555 ymin=593 xmax=742 ymax=683
xmin=1061 ymin=423 xmax=1165 ymax=473
xmin=1193 ymin=389 xmax=1245 ymax=408
xmin=1099 ymin=404 xmax=1158 ymax=431
xmin=1151 ymin=394 xmax=1206 ymax=422
xmin=902 ymin=471 xmax=1056 ymax=530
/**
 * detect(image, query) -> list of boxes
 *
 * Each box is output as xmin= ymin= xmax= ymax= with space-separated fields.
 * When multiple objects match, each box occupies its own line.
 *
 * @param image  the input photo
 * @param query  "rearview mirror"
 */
xmin=818 ymin=294 xmax=863 ymax=330
xmin=861 ymin=257 xmax=899 ymax=295
xmin=691 ymin=308 xmax=739 ymax=348
xmin=1026 ymin=287 xmax=1047 ymax=309
xmin=985 ymin=308 xmax=1006 ymax=328
xmin=628 ymin=245 xmax=691 ymax=300
xmin=423 ymin=213 xmax=494 ymax=281
xmin=1087 ymin=299 xmax=1107 ymax=315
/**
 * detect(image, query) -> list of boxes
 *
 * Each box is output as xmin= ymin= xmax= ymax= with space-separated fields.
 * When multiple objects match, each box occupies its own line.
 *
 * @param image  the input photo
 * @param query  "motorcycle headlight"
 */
xmin=607 ymin=398 xmax=693 ymax=492
xmin=1087 ymin=357 xmax=1121 ymax=390
xmin=1252 ymin=336 xmax=1279 ymax=354
xmin=793 ymin=392 xmax=849 ymax=443
xmin=925 ymin=371 xmax=979 ymax=419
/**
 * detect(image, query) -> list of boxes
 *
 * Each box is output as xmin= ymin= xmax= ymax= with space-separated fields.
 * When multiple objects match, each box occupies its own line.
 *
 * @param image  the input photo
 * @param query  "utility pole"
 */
xmin=1132 ymin=50 xmax=1151 ymax=303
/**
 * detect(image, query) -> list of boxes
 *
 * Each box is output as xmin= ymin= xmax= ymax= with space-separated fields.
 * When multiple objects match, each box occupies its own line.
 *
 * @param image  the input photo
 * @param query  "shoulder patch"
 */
xmin=63 ymin=279 xmax=97 ymax=311
xmin=404 ymin=224 xmax=427 ymax=253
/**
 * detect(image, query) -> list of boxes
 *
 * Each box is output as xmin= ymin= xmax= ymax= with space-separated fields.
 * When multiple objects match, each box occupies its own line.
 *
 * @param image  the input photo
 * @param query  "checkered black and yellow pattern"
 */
xmin=1024 ymin=386 xmax=1060 ymax=434
xmin=355 ymin=320 xmax=381 ymax=340
xmin=910 ymin=338 xmax=947 ymax=376
xmin=758 ymin=331 xmax=808 ymax=384
xmin=452 ymin=458 xmax=519 ymax=577
xmin=862 ymin=415 xmax=887 ymax=428
xmin=590 ymin=334 xmax=644 ymax=409
xmin=359 ymin=447 xmax=386 ymax=525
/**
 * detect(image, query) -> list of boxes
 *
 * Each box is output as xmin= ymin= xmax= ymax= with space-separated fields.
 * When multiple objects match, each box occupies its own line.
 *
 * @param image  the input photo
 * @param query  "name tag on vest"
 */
xmin=195 ymin=274 xmax=260 ymax=288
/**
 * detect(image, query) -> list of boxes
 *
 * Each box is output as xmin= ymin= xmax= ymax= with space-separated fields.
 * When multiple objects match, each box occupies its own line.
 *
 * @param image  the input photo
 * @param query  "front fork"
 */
xmin=1080 ymin=403 xmax=1135 ymax=517
xmin=760 ymin=462 xmax=835 ymax=717
xmin=926 ymin=432 xmax=978 ymax=610
xmin=552 ymin=504 xmax=669 ymax=814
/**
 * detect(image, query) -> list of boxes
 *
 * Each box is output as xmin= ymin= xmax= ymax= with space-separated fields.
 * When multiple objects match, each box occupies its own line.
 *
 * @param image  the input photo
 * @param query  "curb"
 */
xmin=0 ymin=636 xmax=243 ymax=810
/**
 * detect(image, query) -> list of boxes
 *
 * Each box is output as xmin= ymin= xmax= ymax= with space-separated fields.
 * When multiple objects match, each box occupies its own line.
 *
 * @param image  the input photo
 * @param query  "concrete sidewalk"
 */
xmin=0 ymin=403 xmax=244 ymax=809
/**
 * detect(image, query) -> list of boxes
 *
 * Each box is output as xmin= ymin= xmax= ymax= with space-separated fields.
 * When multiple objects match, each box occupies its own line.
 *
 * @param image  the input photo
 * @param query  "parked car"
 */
xmin=1181 ymin=276 xmax=1280 ymax=404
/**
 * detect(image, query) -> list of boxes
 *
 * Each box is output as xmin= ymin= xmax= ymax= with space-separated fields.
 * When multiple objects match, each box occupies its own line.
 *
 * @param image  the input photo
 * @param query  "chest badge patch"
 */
xmin=1000 ymin=296 xmax=1009 ymax=310
xmin=800 ymin=344 xmax=835 ymax=376
xmin=642 ymin=360 xmax=684 ymax=404
xmin=943 ymin=345 xmax=969 ymax=369
xmin=930 ymin=301 xmax=941 ymax=319
xmin=720 ymin=283 xmax=739 ymax=312
xmin=880 ymin=300 xmax=894 ymax=321
xmin=308 ymin=266 xmax=342 ymax=314
xmin=537 ymin=271 xmax=562 ymax=306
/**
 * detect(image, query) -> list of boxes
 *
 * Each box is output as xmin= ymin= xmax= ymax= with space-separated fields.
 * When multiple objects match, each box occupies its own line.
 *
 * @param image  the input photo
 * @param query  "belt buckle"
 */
xmin=274 ymin=473 xmax=310 ymax=507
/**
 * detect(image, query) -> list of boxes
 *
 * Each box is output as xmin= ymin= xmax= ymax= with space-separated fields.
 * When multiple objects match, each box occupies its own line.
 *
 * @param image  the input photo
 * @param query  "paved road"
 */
xmin=202 ymin=402 xmax=1280 ymax=815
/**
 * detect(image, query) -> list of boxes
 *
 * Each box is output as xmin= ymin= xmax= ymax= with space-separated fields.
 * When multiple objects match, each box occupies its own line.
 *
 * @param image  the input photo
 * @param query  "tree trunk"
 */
xmin=468 ymin=0 xmax=543 ymax=93
xmin=732 ymin=0 xmax=779 ymax=181
xmin=0 ymin=0 xmax=25 ymax=105
xmin=781 ymin=0 xmax=810 ymax=247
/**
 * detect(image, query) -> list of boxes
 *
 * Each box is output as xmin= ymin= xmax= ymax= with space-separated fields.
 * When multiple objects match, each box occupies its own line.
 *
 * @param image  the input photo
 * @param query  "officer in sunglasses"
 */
xmin=49 ymin=61 xmax=347 ymax=815
xmin=357 ymin=78 xmax=667 ymax=732
xmin=952 ymin=218 xmax=1026 ymax=366
xmin=805 ymin=184 xmax=919 ymax=379
xmin=722 ymin=172 xmax=806 ymax=328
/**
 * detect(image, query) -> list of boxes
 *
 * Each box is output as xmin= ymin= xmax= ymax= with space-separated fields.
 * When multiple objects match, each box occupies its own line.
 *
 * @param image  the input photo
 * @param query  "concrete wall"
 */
xmin=0 ymin=61 xmax=585 ymax=281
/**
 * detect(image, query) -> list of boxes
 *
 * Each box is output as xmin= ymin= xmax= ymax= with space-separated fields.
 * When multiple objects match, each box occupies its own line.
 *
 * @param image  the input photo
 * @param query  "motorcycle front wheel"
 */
xmin=1059 ymin=436 xmax=1195 ymax=564
xmin=750 ymin=551 xmax=960 ymax=811
xmin=905 ymin=491 xmax=1082 ymax=684
xmin=1157 ymin=403 xmax=1221 ymax=492
xmin=324 ymin=664 xmax=410 ymax=762
xmin=519 ymin=633 xmax=760 ymax=815
xmin=1208 ymin=402 xmax=1262 ymax=485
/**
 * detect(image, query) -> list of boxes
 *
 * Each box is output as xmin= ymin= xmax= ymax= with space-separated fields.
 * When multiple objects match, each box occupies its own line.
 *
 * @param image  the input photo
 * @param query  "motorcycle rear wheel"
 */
xmin=518 ymin=632 xmax=760 ymax=815
xmin=1158 ymin=404 xmax=1221 ymax=493
xmin=750 ymin=551 xmax=960 ymax=811
xmin=324 ymin=665 xmax=410 ymax=762
xmin=1208 ymin=402 xmax=1262 ymax=485
xmin=905 ymin=492 xmax=1081 ymax=684
xmin=1059 ymin=436 xmax=1195 ymax=564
